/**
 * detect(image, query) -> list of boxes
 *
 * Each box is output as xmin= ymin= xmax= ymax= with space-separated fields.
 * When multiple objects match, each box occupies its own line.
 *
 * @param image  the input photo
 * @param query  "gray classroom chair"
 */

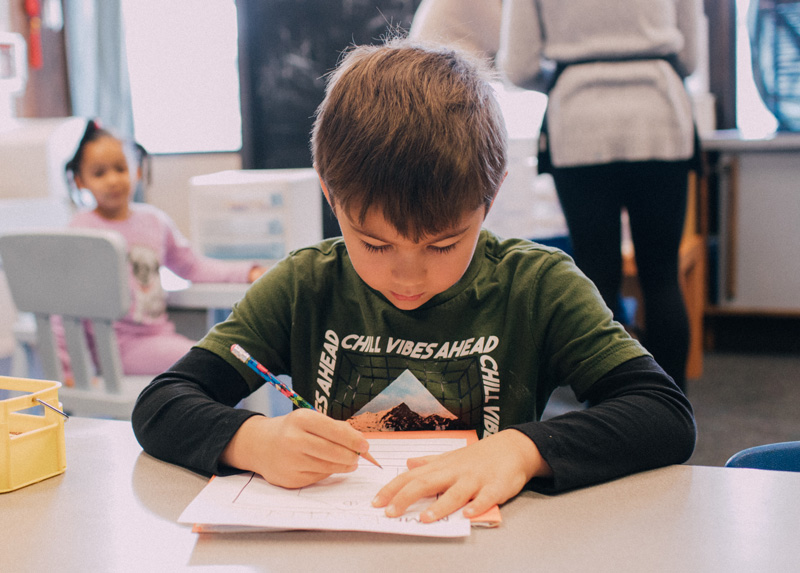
xmin=0 ymin=229 xmax=152 ymax=420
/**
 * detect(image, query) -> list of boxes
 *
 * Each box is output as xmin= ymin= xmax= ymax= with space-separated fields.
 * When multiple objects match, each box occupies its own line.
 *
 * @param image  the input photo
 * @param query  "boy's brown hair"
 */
xmin=312 ymin=38 xmax=507 ymax=241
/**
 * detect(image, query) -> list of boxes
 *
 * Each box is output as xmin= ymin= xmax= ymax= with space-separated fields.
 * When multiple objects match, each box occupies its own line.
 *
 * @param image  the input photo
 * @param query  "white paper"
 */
xmin=179 ymin=437 xmax=472 ymax=537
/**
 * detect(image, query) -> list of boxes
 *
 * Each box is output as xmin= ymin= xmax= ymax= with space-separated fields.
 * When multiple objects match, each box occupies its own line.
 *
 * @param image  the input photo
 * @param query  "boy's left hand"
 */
xmin=371 ymin=429 xmax=552 ymax=522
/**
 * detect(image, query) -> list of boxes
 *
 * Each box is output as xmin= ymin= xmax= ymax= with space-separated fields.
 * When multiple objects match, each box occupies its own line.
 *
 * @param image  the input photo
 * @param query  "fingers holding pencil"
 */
xmin=230 ymin=344 xmax=382 ymax=469
xmin=299 ymin=409 xmax=382 ymax=470
xmin=224 ymin=411 xmax=365 ymax=488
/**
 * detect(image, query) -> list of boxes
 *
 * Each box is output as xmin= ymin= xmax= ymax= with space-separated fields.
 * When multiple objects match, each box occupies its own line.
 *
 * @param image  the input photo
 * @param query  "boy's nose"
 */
xmin=392 ymin=254 xmax=425 ymax=285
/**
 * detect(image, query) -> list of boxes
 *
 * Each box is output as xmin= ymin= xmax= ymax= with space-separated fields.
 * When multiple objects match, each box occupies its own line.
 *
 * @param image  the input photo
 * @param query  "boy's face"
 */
xmin=334 ymin=199 xmax=486 ymax=310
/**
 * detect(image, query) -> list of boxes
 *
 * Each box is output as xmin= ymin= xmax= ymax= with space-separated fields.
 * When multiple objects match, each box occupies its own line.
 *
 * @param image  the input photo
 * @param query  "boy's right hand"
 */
xmin=219 ymin=409 xmax=369 ymax=488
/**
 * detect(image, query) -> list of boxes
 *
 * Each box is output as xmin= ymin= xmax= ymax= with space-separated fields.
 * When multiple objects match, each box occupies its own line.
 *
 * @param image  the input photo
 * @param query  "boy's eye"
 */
xmin=361 ymin=241 xmax=390 ymax=253
xmin=359 ymin=239 xmax=458 ymax=254
xmin=429 ymin=243 xmax=457 ymax=255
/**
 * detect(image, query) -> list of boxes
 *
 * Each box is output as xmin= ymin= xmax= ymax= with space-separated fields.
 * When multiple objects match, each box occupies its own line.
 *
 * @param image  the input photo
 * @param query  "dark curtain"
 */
xmin=236 ymin=0 xmax=422 ymax=237
xmin=237 ymin=0 xmax=421 ymax=169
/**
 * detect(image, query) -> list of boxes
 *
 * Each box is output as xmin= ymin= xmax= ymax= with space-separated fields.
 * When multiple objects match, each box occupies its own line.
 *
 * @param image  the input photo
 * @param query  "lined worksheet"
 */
xmin=179 ymin=434 xmax=474 ymax=537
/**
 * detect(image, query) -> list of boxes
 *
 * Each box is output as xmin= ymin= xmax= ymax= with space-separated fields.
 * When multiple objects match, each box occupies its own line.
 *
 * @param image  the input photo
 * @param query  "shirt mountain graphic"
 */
xmin=347 ymin=369 xmax=466 ymax=431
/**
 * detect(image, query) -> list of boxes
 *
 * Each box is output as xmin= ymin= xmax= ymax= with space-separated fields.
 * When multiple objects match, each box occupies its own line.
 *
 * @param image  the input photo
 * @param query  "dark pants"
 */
xmin=552 ymin=160 xmax=690 ymax=391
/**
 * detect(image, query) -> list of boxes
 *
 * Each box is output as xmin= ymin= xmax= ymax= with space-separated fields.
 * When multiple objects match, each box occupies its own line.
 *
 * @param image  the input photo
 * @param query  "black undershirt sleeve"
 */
xmin=132 ymin=347 xmax=262 ymax=476
xmin=510 ymin=355 xmax=697 ymax=493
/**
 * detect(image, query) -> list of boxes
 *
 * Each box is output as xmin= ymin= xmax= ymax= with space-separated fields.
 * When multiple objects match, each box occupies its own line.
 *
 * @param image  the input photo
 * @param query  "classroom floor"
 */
xmin=685 ymin=351 xmax=800 ymax=466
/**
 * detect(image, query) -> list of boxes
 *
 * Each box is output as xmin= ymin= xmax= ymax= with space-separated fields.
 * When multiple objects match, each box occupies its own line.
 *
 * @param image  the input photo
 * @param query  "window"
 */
xmin=122 ymin=0 xmax=242 ymax=153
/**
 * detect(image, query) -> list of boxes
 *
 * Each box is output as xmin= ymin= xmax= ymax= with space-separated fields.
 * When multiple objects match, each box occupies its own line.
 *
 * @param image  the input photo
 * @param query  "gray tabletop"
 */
xmin=2 ymin=417 xmax=799 ymax=572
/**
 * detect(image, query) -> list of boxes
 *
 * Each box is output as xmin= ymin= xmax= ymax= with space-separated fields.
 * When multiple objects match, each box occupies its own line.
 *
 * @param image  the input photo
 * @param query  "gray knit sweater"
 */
xmin=498 ymin=0 xmax=702 ymax=167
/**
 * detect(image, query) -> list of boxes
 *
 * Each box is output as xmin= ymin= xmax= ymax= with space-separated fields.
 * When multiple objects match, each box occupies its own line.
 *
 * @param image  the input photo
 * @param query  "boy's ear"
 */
xmin=485 ymin=171 xmax=508 ymax=216
xmin=318 ymin=176 xmax=335 ymax=212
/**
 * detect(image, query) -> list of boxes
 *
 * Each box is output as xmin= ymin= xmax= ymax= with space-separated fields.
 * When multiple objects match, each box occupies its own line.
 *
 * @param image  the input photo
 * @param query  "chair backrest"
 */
xmin=0 ymin=229 xmax=148 ymax=419
xmin=725 ymin=441 xmax=800 ymax=472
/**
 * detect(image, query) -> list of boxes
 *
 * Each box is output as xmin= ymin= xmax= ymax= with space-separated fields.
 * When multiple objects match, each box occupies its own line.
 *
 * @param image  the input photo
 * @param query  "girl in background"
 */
xmin=64 ymin=120 xmax=266 ymax=375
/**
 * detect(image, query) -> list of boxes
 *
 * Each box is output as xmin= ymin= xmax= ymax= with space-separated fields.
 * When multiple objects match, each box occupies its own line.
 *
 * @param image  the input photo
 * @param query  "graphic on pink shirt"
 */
xmin=128 ymin=244 xmax=166 ymax=323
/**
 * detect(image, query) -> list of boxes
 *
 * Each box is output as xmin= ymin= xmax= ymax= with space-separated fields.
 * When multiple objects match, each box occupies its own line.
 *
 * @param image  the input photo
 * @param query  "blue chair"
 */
xmin=725 ymin=441 xmax=800 ymax=472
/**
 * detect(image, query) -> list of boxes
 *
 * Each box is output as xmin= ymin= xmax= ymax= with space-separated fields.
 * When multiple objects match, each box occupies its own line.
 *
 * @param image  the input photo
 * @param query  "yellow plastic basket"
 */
xmin=0 ymin=376 xmax=67 ymax=493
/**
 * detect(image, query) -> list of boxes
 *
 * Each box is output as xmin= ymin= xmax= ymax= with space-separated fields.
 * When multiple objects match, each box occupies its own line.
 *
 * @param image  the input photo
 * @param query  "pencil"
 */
xmin=230 ymin=344 xmax=382 ymax=469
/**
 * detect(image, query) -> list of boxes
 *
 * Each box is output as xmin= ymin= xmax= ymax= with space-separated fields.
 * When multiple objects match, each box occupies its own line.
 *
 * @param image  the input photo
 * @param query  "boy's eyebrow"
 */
xmin=354 ymin=224 xmax=471 ymax=244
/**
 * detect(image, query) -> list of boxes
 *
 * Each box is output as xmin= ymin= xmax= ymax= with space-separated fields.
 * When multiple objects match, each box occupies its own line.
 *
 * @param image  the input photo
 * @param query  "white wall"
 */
xmin=1 ymin=0 xmax=20 ymax=364
xmin=0 ymin=1 xmax=9 ymax=32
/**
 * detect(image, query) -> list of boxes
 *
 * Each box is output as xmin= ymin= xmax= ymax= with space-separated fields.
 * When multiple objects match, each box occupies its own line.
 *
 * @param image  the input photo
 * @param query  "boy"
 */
xmin=132 ymin=38 xmax=695 ymax=523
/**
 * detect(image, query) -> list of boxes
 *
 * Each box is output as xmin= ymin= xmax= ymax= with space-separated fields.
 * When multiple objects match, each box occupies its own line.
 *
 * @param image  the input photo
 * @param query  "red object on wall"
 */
xmin=24 ymin=0 xmax=43 ymax=69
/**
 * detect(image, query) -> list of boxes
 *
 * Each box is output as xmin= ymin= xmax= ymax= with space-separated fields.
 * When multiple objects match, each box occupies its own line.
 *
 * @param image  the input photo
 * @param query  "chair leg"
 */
xmin=11 ymin=340 xmax=30 ymax=378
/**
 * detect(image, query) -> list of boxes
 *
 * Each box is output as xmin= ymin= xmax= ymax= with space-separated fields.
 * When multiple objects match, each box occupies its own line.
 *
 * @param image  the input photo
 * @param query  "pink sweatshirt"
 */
xmin=70 ymin=203 xmax=254 ymax=340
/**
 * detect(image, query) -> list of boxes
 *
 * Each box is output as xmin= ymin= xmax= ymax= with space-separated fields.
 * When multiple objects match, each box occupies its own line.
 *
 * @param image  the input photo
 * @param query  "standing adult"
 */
xmin=498 ymin=0 xmax=703 ymax=392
